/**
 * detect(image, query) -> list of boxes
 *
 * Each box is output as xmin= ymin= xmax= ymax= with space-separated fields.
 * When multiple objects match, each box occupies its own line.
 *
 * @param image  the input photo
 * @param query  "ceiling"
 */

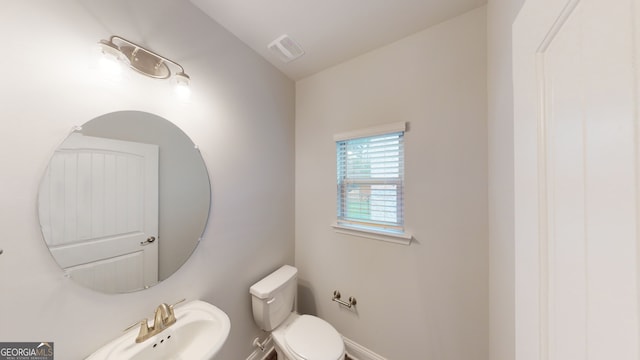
xmin=190 ymin=0 xmax=486 ymax=80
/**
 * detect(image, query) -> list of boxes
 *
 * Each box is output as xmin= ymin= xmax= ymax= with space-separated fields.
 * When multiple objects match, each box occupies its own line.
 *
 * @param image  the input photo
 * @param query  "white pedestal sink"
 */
xmin=86 ymin=300 xmax=230 ymax=360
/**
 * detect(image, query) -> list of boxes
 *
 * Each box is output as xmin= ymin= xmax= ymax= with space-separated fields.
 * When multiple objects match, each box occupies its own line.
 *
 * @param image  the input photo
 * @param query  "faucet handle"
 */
xmin=124 ymin=318 xmax=151 ymax=343
xmin=170 ymin=298 xmax=186 ymax=308
xmin=166 ymin=298 xmax=186 ymax=324
xmin=124 ymin=318 xmax=148 ymax=332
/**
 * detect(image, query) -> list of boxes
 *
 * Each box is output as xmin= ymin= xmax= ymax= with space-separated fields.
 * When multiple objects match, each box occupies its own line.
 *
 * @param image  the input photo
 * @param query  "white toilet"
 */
xmin=250 ymin=265 xmax=345 ymax=360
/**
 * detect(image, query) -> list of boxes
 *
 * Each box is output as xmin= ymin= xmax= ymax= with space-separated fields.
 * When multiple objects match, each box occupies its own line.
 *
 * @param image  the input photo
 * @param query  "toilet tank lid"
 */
xmin=250 ymin=265 xmax=298 ymax=299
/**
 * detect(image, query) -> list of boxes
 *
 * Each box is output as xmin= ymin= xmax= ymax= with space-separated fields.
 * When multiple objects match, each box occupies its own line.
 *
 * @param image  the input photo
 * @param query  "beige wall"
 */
xmin=295 ymin=7 xmax=488 ymax=359
xmin=0 ymin=1 xmax=294 ymax=358
xmin=487 ymin=0 xmax=525 ymax=359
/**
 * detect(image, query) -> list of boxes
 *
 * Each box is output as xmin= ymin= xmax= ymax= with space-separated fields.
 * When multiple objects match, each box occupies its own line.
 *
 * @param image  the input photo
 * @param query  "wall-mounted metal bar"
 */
xmin=332 ymin=290 xmax=357 ymax=308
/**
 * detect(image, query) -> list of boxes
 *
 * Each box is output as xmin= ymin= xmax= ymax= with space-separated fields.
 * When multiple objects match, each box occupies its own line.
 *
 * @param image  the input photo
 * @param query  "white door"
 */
xmin=39 ymin=133 xmax=159 ymax=292
xmin=514 ymin=0 xmax=640 ymax=359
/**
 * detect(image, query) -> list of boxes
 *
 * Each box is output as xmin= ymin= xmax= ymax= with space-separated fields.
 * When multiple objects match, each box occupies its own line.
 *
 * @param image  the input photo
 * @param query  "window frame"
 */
xmin=333 ymin=122 xmax=411 ymax=244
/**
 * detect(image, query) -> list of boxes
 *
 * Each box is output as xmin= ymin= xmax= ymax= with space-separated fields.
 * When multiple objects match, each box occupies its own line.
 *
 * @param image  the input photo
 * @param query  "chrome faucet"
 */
xmin=126 ymin=299 xmax=185 ymax=343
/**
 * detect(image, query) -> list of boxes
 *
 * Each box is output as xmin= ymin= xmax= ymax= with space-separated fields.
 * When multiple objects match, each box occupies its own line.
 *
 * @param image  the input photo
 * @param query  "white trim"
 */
xmin=245 ymin=335 xmax=275 ymax=360
xmin=343 ymin=336 xmax=388 ymax=360
xmin=331 ymin=223 xmax=412 ymax=245
xmin=333 ymin=121 xmax=406 ymax=141
xmin=513 ymin=1 xmax=581 ymax=359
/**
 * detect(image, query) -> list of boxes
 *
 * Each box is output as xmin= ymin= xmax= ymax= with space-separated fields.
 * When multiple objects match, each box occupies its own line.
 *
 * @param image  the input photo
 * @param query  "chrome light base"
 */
xmin=98 ymin=35 xmax=189 ymax=84
xmin=119 ymin=45 xmax=171 ymax=79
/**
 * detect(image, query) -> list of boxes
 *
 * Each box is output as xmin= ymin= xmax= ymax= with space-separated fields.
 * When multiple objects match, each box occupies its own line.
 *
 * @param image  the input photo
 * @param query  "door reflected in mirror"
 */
xmin=38 ymin=111 xmax=210 ymax=293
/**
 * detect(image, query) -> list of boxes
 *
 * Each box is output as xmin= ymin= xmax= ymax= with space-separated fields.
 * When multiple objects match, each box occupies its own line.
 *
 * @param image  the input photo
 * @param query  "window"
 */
xmin=335 ymin=124 xmax=405 ymax=236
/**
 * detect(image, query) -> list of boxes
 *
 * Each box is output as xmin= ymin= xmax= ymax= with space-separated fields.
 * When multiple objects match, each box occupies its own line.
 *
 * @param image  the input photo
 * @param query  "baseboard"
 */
xmin=246 ymin=335 xmax=275 ymax=360
xmin=343 ymin=336 xmax=387 ymax=360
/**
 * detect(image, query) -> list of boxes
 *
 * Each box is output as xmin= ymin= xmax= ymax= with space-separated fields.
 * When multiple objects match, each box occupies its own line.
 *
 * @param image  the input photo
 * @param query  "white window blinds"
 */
xmin=336 ymin=129 xmax=404 ymax=233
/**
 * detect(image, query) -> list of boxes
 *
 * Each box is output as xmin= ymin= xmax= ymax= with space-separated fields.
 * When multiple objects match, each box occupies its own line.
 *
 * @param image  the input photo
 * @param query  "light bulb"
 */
xmin=174 ymin=72 xmax=191 ymax=98
xmin=99 ymin=55 xmax=124 ymax=75
xmin=98 ymin=39 xmax=126 ymax=76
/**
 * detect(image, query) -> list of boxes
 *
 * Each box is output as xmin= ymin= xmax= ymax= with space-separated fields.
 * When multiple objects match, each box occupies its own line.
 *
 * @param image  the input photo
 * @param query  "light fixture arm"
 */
xmin=109 ymin=35 xmax=188 ymax=76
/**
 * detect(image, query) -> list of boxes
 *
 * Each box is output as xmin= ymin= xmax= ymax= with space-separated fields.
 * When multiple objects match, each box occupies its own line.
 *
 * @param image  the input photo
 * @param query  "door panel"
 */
xmin=39 ymin=133 xmax=159 ymax=292
xmin=64 ymin=251 xmax=145 ymax=294
xmin=514 ymin=0 xmax=640 ymax=358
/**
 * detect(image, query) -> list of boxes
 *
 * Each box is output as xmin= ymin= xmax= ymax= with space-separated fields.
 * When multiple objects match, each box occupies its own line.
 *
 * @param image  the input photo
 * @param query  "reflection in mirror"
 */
xmin=38 ymin=111 xmax=210 ymax=293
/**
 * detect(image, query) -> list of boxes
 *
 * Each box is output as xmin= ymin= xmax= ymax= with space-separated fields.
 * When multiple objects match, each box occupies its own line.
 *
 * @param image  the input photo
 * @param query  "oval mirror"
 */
xmin=37 ymin=111 xmax=210 ymax=293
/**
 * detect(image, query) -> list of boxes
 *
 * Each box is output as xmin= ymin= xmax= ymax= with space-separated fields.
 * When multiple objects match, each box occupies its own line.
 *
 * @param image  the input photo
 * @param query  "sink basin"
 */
xmin=86 ymin=300 xmax=230 ymax=360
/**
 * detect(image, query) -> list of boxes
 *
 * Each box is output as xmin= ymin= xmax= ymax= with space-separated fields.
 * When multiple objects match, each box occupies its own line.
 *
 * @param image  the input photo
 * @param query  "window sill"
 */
xmin=331 ymin=223 xmax=413 ymax=245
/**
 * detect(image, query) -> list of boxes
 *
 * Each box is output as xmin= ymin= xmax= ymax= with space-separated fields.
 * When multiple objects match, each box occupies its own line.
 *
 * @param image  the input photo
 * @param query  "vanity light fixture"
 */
xmin=98 ymin=35 xmax=190 ymax=89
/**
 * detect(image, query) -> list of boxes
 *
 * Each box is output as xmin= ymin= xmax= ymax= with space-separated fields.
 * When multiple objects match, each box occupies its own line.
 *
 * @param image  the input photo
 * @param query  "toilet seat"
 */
xmin=284 ymin=315 xmax=344 ymax=360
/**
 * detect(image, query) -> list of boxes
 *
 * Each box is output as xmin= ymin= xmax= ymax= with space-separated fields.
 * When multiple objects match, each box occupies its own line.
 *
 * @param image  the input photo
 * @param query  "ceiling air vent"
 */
xmin=268 ymin=34 xmax=305 ymax=63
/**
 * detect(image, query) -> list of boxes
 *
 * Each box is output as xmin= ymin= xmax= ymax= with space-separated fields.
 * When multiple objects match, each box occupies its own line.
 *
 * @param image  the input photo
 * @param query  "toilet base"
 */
xmin=271 ymin=313 xmax=345 ymax=360
xmin=274 ymin=346 xmax=347 ymax=360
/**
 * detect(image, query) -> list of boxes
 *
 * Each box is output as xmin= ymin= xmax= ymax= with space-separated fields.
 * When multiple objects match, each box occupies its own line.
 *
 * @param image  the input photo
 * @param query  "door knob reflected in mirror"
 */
xmin=140 ymin=236 xmax=156 ymax=246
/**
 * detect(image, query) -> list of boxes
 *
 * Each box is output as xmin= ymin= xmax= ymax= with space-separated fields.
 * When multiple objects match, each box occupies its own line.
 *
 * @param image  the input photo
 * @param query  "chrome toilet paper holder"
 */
xmin=332 ymin=290 xmax=357 ymax=308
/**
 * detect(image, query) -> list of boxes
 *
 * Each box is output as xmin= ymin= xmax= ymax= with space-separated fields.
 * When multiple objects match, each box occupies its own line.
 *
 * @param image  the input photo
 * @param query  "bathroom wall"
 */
xmin=0 ymin=1 xmax=294 ymax=359
xmin=487 ymin=0 xmax=525 ymax=359
xmin=295 ymin=7 xmax=488 ymax=360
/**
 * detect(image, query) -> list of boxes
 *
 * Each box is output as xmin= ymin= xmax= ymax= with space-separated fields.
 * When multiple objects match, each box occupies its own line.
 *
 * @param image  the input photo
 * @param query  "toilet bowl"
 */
xmin=250 ymin=265 xmax=345 ymax=360
xmin=272 ymin=313 xmax=344 ymax=360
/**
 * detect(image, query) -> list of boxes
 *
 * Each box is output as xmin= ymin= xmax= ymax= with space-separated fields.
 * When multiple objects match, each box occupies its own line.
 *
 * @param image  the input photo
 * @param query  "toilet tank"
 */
xmin=250 ymin=265 xmax=297 ymax=331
